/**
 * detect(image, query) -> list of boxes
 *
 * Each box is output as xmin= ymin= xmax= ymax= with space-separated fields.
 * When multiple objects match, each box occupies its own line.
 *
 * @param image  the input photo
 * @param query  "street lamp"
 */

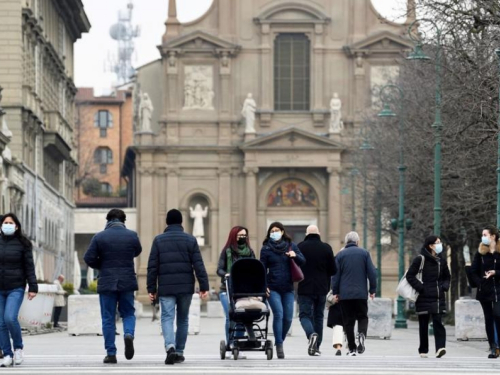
xmin=378 ymin=84 xmax=407 ymax=329
xmin=360 ymin=129 xmax=374 ymax=249
xmin=496 ymin=48 xmax=500 ymax=226
xmin=407 ymin=19 xmax=443 ymax=237
xmin=350 ymin=168 xmax=359 ymax=231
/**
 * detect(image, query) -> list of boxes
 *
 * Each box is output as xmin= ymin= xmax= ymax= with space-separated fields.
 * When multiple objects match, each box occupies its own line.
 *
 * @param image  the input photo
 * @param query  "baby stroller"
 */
xmin=219 ymin=258 xmax=273 ymax=360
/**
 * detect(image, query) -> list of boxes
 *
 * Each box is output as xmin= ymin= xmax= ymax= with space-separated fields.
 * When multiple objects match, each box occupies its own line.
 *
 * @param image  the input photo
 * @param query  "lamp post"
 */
xmin=407 ymin=19 xmax=443 ymax=237
xmin=378 ymin=84 xmax=407 ymax=329
xmin=496 ymin=48 xmax=500 ymax=227
xmin=360 ymin=130 xmax=374 ymax=248
xmin=350 ymin=168 xmax=359 ymax=231
xmin=375 ymin=173 xmax=382 ymax=297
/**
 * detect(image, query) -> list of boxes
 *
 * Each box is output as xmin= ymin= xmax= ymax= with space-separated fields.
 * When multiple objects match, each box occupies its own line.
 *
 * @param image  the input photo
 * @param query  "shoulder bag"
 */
xmin=396 ymin=255 xmax=424 ymax=302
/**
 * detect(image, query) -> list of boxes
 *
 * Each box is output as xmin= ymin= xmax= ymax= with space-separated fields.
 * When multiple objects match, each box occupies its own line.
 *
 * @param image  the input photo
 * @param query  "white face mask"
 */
xmin=1 ymin=223 xmax=16 ymax=236
xmin=482 ymin=236 xmax=491 ymax=246
xmin=270 ymin=232 xmax=282 ymax=242
xmin=434 ymin=243 xmax=443 ymax=254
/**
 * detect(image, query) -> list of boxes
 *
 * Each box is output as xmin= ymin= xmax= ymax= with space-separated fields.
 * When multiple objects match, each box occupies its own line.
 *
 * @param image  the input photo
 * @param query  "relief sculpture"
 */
xmin=183 ymin=65 xmax=214 ymax=110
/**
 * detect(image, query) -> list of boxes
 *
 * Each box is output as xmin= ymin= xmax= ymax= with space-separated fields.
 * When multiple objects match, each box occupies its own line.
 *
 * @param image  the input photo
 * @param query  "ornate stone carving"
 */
xmin=189 ymin=204 xmax=208 ymax=246
xmin=329 ymin=93 xmax=344 ymax=134
xmin=139 ymin=93 xmax=154 ymax=132
xmin=183 ymin=65 xmax=214 ymax=110
xmin=241 ymin=93 xmax=257 ymax=134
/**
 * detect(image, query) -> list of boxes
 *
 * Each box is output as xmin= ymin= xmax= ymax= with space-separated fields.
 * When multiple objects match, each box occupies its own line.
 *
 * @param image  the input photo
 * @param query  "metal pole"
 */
xmin=351 ymin=169 xmax=357 ymax=231
xmin=496 ymin=48 xmax=500 ymax=227
xmin=376 ymin=186 xmax=382 ymax=297
xmin=433 ymin=29 xmax=443 ymax=237
xmin=363 ymin=155 xmax=368 ymax=248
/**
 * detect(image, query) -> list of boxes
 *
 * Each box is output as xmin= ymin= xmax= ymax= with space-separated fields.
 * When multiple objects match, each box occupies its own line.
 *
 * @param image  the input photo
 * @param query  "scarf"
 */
xmin=105 ymin=219 xmax=126 ymax=230
xmin=226 ymin=244 xmax=252 ymax=271
xmin=266 ymin=238 xmax=289 ymax=254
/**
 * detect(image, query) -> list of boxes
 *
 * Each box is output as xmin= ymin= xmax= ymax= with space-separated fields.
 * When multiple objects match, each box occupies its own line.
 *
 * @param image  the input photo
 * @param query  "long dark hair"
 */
xmin=263 ymin=221 xmax=292 ymax=244
xmin=423 ymin=235 xmax=439 ymax=252
xmin=483 ymin=225 xmax=499 ymax=242
xmin=1 ymin=212 xmax=32 ymax=249
xmin=222 ymin=226 xmax=252 ymax=252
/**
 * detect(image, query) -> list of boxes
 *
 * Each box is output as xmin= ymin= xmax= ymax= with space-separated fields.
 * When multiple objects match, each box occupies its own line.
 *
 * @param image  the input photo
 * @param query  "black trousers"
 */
xmin=479 ymin=300 xmax=500 ymax=347
xmin=418 ymin=313 xmax=446 ymax=354
xmin=340 ymin=299 xmax=368 ymax=351
xmin=53 ymin=306 xmax=63 ymax=326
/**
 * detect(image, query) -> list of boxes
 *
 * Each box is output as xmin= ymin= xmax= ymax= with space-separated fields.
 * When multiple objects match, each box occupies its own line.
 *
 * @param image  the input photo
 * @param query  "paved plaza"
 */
xmin=3 ymin=315 xmax=499 ymax=374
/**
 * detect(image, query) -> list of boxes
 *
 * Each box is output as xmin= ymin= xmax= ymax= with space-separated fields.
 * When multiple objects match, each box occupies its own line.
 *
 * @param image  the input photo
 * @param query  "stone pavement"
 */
xmin=4 ymin=315 xmax=500 ymax=374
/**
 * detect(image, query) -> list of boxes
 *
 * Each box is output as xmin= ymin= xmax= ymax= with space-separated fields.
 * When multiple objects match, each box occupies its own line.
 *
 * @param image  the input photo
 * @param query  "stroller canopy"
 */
xmin=230 ymin=258 xmax=267 ymax=296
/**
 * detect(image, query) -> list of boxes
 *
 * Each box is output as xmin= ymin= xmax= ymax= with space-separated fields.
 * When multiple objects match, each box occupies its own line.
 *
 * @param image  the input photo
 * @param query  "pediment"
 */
xmin=344 ymin=31 xmax=413 ymax=56
xmin=161 ymin=31 xmax=241 ymax=55
xmin=254 ymin=3 xmax=330 ymax=24
xmin=241 ymin=127 xmax=345 ymax=151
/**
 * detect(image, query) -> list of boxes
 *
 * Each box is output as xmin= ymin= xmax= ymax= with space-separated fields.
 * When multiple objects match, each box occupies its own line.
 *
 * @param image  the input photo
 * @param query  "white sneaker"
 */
xmin=14 ymin=349 xmax=23 ymax=365
xmin=420 ymin=353 xmax=428 ymax=358
xmin=0 ymin=356 xmax=13 ymax=367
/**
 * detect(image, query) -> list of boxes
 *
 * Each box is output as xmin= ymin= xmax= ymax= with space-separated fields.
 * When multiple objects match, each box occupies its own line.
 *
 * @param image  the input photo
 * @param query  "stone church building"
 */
xmin=125 ymin=0 xmax=415 ymax=301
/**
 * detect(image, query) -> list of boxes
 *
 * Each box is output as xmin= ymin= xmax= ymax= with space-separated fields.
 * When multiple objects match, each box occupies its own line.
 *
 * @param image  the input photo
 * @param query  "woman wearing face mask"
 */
xmin=217 ymin=226 xmax=255 ymax=352
xmin=0 ymin=213 xmax=37 ymax=367
xmin=260 ymin=222 xmax=305 ymax=359
xmin=406 ymin=235 xmax=450 ymax=359
xmin=470 ymin=225 xmax=500 ymax=358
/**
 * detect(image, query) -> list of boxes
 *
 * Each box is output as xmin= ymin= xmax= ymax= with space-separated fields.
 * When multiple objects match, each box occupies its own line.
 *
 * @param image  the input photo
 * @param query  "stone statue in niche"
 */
xmin=190 ymin=203 xmax=208 ymax=246
xmin=183 ymin=65 xmax=214 ymax=110
xmin=139 ymin=93 xmax=154 ymax=132
xmin=329 ymin=92 xmax=344 ymax=133
xmin=241 ymin=93 xmax=256 ymax=133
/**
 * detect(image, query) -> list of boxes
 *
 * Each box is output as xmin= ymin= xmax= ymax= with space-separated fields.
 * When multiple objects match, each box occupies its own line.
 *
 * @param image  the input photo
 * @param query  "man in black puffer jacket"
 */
xmin=147 ymin=209 xmax=209 ymax=365
xmin=84 ymin=209 xmax=142 ymax=364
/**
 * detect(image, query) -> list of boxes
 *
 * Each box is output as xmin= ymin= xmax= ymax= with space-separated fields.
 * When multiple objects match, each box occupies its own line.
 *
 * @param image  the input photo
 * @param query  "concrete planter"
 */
xmin=367 ymin=298 xmax=393 ymax=339
xmin=455 ymin=298 xmax=487 ymax=340
xmin=67 ymin=294 xmax=101 ymax=335
xmin=19 ymin=284 xmax=57 ymax=330
xmin=207 ymin=301 xmax=224 ymax=318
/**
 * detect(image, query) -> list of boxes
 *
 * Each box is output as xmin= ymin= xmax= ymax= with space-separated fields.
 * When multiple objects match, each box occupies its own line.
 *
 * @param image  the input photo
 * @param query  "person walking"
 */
xmin=147 ymin=209 xmax=209 ymax=365
xmin=331 ymin=231 xmax=376 ymax=356
xmin=297 ymin=225 xmax=336 ymax=356
xmin=52 ymin=274 xmax=66 ymax=328
xmin=217 ymin=226 xmax=255 ymax=350
xmin=84 ymin=209 xmax=142 ymax=364
xmin=0 ymin=213 xmax=38 ymax=367
xmin=406 ymin=235 xmax=450 ymax=358
xmin=470 ymin=225 xmax=500 ymax=358
xmin=260 ymin=222 xmax=306 ymax=359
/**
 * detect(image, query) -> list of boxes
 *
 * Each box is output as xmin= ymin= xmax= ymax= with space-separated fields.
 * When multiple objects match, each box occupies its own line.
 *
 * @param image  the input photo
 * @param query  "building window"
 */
xmin=274 ymin=33 xmax=310 ymax=111
xmin=100 ymin=183 xmax=113 ymax=195
xmin=94 ymin=147 xmax=113 ymax=174
xmin=94 ymin=110 xmax=113 ymax=137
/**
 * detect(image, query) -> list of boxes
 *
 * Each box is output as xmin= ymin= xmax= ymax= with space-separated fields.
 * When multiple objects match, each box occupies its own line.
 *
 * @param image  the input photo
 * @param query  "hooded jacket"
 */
xmin=470 ymin=242 xmax=500 ymax=302
xmin=406 ymin=247 xmax=450 ymax=314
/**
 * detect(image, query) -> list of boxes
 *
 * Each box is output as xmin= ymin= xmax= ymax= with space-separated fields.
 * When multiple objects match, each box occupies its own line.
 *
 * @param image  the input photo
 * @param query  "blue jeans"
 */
xmin=268 ymin=290 xmax=294 ymax=345
xmin=99 ymin=291 xmax=136 ymax=355
xmin=160 ymin=294 xmax=192 ymax=355
xmin=298 ymin=294 xmax=326 ymax=349
xmin=219 ymin=292 xmax=244 ymax=345
xmin=0 ymin=288 xmax=25 ymax=357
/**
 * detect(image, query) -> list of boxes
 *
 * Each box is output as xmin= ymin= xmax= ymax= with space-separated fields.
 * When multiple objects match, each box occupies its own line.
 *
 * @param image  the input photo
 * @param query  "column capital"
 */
xmin=327 ymin=167 xmax=342 ymax=175
xmin=167 ymin=167 xmax=180 ymax=177
xmin=243 ymin=166 xmax=259 ymax=175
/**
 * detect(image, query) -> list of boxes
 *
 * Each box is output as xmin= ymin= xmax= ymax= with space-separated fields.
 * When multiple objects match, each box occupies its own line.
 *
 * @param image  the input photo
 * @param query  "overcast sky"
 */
xmin=74 ymin=0 xmax=406 ymax=95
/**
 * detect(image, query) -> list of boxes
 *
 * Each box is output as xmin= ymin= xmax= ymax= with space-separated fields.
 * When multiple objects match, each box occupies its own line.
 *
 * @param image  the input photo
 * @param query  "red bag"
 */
xmin=290 ymin=258 xmax=304 ymax=283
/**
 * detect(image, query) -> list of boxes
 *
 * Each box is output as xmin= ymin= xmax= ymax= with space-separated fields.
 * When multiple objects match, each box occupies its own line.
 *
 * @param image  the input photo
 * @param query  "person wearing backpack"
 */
xmin=406 ymin=235 xmax=450 ymax=359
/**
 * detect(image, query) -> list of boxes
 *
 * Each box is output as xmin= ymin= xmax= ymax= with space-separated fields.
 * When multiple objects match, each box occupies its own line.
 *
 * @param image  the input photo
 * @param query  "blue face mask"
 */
xmin=482 ymin=236 xmax=491 ymax=246
xmin=270 ymin=232 xmax=282 ymax=242
xmin=434 ymin=243 xmax=443 ymax=254
xmin=2 ymin=223 xmax=16 ymax=236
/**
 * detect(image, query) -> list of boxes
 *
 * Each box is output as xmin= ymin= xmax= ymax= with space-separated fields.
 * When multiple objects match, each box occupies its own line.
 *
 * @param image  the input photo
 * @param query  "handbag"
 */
xmin=290 ymin=258 xmax=304 ymax=283
xmin=326 ymin=290 xmax=337 ymax=308
xmin=396 ymin=255 xmax=425 ymax=302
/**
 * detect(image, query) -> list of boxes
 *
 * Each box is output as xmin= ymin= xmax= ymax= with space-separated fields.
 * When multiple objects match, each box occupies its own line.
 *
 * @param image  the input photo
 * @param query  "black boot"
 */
xmin=488 ymin=345 xmax=498 ymax=359
xmin=276 ymin=345 xmax=285 ymax=359
xmin=103 ymin=355 xmax=117 ymax=364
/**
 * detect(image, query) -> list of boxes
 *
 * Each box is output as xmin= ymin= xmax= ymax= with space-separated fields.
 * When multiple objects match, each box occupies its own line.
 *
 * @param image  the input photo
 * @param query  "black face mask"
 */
xmin=237 ymin=237 xmax=247 ymax=245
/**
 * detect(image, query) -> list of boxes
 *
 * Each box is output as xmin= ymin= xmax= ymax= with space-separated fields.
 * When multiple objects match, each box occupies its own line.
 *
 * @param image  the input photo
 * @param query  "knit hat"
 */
xmin=166 ymin=209 xmax=183 ymax=225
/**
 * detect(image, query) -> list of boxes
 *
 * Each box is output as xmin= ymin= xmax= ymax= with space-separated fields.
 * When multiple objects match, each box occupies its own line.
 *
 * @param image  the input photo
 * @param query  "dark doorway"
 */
xmin=286 ymin=225 xmax=308 ymax=244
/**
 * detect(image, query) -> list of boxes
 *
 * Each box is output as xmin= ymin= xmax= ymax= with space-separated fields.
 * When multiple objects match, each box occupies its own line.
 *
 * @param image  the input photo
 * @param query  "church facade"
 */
xmin=127 ymin=0 xmax=414 ymax=301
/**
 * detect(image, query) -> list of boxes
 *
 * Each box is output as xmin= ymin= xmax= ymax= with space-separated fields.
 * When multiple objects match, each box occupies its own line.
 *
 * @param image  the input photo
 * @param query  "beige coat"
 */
xmin=53 ymin=279 xmax=66 ymax=307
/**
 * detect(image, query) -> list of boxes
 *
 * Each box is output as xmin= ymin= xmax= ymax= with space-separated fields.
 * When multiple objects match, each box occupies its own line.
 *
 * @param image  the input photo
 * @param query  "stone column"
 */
xmin=354 ymin=52 xmax=366 ymax=114
xmin=260 ymin=25 xmax=272 ymax=111
xmin=243 ymin=167 xmax=259 ymax=246
xmin=166 ymin=167 xmax=180 ymax=211
xmin=313 ymin=25 xmax=325 ymax=111
xmin=218 ymin=167 xmax=231 ymax=252
xmin=327 ymin=167 xmax=342 ymax=250
xmin=136 ymin=166 xmax=155 ymax=303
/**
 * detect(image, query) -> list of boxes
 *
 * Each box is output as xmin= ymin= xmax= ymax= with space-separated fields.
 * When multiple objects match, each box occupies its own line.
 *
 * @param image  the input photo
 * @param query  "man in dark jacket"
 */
xmin=332 ymin=231 xmax=376 ymax=356
xmin=147 ymin=209 xmax=209 ymax=365
xmin=297 ymin=225 xmax=336 ymax=356
xmin=84 ymin=209 xmax=142 ymax=364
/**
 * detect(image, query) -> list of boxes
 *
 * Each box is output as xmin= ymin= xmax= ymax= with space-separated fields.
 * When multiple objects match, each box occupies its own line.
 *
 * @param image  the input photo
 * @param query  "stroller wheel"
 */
xmin=232 ymin=348 xmax=239 ymax=360
xmin=266 ymin=347 xmax=273 ymax=360
xmin=220 ymin=340 xmax=226 ymax=360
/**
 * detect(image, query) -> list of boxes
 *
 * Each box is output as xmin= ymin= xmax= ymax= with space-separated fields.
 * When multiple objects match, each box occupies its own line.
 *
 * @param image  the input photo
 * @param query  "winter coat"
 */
xmin=53 ymin=279 xmax=66 ymax=307
xmin=0 ymin=235 xmax=38 ymax=293
xmin=147 ymin=224 xmax=209 ymax=296
xmin=327 ymin=302 xmax=344 ymax=328
xmin=216 ymin=247 xmax=256 ymax=292
xmin=260 ymin=239 xmax=306 ymax=293
xmin=84 ymin=223 xmax=142 ymax=293
xmin=331 ymin=242 xmax=377 ymax=300
xmin=297 ymin=234 xmax=336 ymax=295
xmin=470 ymin=242 xmax=500 ymax=302
xmin=406 ymin=247 xmax=450 ymax=315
